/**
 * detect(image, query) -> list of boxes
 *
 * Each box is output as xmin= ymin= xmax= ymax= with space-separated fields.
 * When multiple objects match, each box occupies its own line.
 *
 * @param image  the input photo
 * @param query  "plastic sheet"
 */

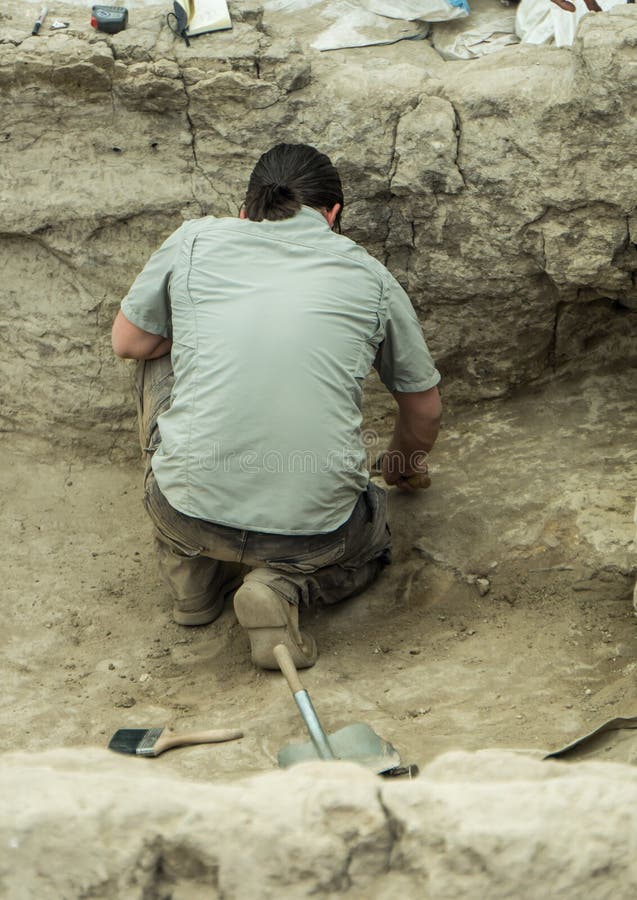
xmin=263 ymin=0 xmax=469 ymax=23
xmin=365 ymin=0 xmax=470 ymax=20
xmin=263 ymin=0 xmax=324 ymax=11
xmin=310 ymin=3 xmax=431 ymax=50
xmin=432 ymin=0 xmax=519 ymax=58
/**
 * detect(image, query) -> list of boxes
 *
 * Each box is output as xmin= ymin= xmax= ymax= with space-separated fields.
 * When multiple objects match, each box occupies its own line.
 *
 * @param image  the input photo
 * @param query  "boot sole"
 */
xmin=233 ymin=581 xmax=317 ymax=670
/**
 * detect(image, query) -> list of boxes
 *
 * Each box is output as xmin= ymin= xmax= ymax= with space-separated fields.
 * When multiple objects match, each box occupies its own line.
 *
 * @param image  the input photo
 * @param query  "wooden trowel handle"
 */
xmin=274 ymin=644 xmax=335 ymax=760
xmin=274 ymin=644 xmax=305 ymax=695
xmin=154 ymin=729 xmax=243 ymax=755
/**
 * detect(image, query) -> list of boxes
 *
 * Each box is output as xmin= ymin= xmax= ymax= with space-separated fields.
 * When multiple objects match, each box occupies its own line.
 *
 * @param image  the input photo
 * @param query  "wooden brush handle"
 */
xmin=274 ymin=644 xmax=305 ymax=695
xmin=154 ymin=729 xmax=243 ymax=755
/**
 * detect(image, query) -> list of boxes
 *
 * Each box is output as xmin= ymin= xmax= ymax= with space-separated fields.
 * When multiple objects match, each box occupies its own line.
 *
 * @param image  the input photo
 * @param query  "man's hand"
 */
xmin=550 ymin=0 xmax=601 ymax=11
xmin=382 ymin=453 xmax=431 ymax=494
xmin=112 ymin=310 xmax=172 ymax=360
xmin=374 ymin=451 xmax=431 ymax=492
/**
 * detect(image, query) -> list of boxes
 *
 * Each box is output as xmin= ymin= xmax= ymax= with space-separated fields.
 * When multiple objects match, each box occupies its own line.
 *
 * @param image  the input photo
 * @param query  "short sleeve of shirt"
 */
xmin=374 ymin=275 xmax=441 ymax=393
xmin=120 ymin=223 xmax=190 ymax=339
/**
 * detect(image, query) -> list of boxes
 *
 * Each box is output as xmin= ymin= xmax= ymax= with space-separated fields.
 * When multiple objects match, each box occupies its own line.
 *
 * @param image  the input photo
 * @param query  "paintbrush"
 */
xmin=108 ymin=726 xmax=243 ymax=757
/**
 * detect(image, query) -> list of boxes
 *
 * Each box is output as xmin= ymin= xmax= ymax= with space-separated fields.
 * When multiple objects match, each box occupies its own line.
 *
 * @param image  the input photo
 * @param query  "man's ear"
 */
xmin=324 ymin=203 xmax=341 ymax=229
xmin=239 ymin=208 xmax=248 ymax=220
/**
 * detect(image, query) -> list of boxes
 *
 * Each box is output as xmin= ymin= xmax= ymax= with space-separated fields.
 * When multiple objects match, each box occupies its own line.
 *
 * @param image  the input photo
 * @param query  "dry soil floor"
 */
xmin=2 ymin=368 xmax=637 ymax=781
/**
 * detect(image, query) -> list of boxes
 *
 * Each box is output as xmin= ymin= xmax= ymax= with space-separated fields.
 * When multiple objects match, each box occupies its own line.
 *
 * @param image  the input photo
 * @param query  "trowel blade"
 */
xmin=278 ymin=722 xmax=401 ymax=774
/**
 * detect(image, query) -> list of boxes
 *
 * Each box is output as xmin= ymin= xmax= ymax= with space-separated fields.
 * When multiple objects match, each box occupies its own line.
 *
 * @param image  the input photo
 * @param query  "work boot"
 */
xmin=173 ymin=567 xmax=245 ymax=626
xmin=233 ymin=579 xmax=318 ymax=670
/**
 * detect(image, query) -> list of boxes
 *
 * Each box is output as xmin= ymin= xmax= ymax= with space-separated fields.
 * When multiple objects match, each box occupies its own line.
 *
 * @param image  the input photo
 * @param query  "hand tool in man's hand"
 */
xmin=372 ymin=452 xmax=431 ymax=491
xmin=402 ymin=471 xmax=431 ymax=490
xmin=108 ymin=726 xmax=243 ymax=757
xmin=274 ymin=643 xmax=413 ymax=776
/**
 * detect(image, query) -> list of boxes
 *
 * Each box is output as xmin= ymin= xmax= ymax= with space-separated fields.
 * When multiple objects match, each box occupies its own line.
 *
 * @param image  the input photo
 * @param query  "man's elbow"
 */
xmin=112 ymin=313 xmax=131 ymax=358
xmin=111 ymin=310 xmax=148 ymax=359
xmin=111 ymin=333 xmax=135 ymax=359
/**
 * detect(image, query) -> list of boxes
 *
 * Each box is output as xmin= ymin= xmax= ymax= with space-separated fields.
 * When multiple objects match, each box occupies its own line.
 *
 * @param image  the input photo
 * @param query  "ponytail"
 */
xmin=244 ymin=144 xmax=344 ymax=229
xmin=248 ymin=182 xmax=302 ymax=222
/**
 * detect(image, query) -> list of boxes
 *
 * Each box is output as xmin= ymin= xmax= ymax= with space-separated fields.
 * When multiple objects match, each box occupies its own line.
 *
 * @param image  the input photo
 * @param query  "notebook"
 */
xmin=173 ymin=0 xmax=232 ymax=38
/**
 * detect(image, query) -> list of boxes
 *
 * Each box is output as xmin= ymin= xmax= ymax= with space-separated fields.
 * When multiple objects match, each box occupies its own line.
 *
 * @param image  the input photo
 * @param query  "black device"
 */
xmin=90 ymin=5 xmax=128 ymax=34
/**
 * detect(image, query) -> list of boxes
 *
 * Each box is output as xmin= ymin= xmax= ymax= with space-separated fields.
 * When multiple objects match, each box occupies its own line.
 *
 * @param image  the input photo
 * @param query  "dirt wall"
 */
xmin=1 ymin=1 xmax=636 ymax=458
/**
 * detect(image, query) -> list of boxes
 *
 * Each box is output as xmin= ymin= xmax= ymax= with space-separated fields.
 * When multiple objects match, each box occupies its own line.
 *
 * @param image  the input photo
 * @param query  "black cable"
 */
xmin=166 ymin=6 xmax=190 ymax=46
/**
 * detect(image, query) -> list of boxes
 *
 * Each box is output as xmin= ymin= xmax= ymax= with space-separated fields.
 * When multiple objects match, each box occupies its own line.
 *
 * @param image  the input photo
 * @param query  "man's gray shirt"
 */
xmin=121 ymin=206 xmax=440 ymax=534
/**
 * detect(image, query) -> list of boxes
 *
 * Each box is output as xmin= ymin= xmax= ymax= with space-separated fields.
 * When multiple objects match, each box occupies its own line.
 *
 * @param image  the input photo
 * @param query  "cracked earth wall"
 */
xmin=1 ymin=2 xmax=636 ymax=457
xmin=3 ymin=749 xmax=637 ymax=900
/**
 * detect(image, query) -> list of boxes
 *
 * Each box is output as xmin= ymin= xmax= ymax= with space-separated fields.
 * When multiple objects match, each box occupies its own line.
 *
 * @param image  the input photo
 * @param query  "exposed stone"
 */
xmin=2 ymin=748 xmax=637 ymax=898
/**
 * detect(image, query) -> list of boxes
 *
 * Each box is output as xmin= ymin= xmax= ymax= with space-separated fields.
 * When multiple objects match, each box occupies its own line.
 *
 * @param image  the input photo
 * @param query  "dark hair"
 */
xmin=244 ymin=143 xmax=344 ymax=231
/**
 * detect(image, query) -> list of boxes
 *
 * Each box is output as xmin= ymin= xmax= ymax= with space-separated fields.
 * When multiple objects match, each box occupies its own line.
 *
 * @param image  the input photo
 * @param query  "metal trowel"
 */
xmin=274 ymin=644 xmax=414 ymax=777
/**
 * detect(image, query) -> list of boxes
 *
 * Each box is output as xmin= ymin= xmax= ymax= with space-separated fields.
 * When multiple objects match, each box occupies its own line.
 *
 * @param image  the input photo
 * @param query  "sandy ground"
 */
xmin=2 ymin=368 xmax=636 ymax=782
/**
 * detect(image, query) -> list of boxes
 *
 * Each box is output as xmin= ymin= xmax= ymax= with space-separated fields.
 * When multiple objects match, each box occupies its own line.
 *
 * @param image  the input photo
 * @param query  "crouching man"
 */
xmin=112 ymin=143 xmax=441 ymax=670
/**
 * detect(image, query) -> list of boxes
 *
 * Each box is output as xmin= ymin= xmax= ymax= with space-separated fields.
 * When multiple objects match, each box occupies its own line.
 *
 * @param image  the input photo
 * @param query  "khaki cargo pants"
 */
xmin=135 ymin=356 xmax=392 ymax=613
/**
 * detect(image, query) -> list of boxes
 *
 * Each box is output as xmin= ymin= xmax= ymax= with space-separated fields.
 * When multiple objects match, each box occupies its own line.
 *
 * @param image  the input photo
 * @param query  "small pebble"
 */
xmin=476 ymin=577 xmax=490 ymax=596
xmin=115 ymin=696 xmax=136 ymax=708
xmin=585 ymin=688 xmax=592 ymax=695
xmin=139 ymin=673 xmax=151 ymax=683
xmin=406 ymin=707 xmax=431 ymax=718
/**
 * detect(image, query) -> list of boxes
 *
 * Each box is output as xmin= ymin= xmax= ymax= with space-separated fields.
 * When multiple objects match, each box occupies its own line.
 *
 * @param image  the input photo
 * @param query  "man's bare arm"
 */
xmin=111 ymin=310 xmax=172 ymax=360
xmin=382 ymin=386 xmax=442 ymax=493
